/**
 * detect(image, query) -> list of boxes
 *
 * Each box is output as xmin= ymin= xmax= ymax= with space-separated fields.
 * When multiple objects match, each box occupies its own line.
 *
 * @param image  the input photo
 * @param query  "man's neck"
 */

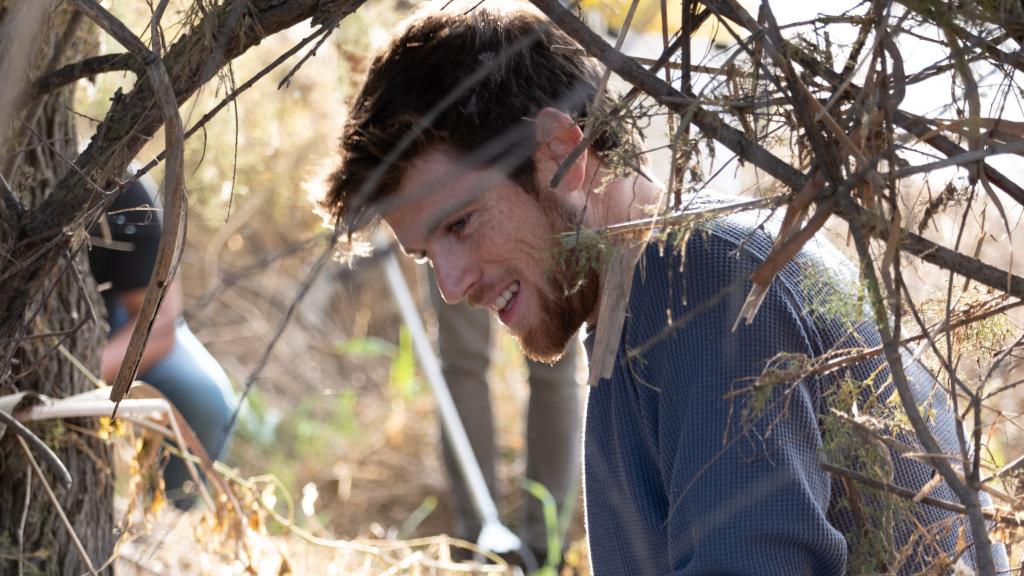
xmin=579 ymin=163 xmax=662 ymax=230
xmin=580 ymin=164 xmax=663 ymax=327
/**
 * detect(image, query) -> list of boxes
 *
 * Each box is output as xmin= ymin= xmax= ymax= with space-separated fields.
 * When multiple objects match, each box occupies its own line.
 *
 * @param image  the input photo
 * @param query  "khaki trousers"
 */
xmin=428 ymin=274 xmax=580 ymax=556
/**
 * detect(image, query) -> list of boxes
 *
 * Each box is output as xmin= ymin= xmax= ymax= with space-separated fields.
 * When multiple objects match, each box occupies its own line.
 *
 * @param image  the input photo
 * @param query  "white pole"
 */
xmin=382 ymin=251 xmax=522 ymax=555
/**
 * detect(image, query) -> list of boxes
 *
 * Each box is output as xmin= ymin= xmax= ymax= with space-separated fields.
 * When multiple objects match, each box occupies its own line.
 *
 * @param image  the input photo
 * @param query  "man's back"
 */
xmin=583 ymin=207 xmax=1008 ymax=574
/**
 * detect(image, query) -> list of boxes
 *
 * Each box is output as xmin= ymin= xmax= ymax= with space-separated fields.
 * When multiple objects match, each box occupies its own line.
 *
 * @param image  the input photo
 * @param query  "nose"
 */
xmin=432 ymin=248 xmax=478 ymax=305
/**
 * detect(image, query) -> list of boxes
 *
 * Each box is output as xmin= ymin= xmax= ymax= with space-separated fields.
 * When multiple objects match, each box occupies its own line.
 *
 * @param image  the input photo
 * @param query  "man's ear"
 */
xmin=534 ymin=107 xmax=587 ymax=193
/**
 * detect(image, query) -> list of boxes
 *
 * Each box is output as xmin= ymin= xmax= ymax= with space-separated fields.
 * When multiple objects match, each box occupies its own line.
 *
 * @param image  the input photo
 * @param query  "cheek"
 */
xmin=474 ymin=194 xmax=560 ymax=268
xmin=485 ymin=223 xmax=555 ymax=271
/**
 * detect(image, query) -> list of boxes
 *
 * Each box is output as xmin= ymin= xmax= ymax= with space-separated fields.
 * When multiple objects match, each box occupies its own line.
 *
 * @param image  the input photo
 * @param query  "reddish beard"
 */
xmin=514 ymin=192 xmax=600 ymax=363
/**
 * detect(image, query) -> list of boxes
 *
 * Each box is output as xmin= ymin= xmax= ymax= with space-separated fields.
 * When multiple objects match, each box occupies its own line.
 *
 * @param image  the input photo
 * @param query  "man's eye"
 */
xmin=448 ymin=214 xmax=471 ymax=235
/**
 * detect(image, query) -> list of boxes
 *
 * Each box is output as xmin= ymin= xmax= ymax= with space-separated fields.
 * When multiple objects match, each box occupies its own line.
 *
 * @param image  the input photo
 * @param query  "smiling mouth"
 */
xmin=491 ymin=280 xmax=520 ymax=315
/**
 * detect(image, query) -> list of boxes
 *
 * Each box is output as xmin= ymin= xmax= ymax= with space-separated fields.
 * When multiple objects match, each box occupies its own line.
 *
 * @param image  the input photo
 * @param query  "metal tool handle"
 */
xmin=383 ymin=252 xmax=523 ymax=556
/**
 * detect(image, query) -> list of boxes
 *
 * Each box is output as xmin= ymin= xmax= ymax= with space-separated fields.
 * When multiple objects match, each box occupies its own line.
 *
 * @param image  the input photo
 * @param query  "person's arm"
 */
xmin=101 ymin=279 xmax=182 ymax=383
xmin=631 ymin=229 xmax=847 ymax=575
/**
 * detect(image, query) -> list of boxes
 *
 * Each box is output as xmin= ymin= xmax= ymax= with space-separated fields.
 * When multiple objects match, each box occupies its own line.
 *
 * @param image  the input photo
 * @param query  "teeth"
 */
xmin=492 ymin=281 xmax=520 ymax=312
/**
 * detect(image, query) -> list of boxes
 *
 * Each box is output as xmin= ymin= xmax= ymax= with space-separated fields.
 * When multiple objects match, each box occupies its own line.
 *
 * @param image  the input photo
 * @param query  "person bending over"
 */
xmin=321 ymin=5 xmax=1007 ymax=574
xmin=89 ymin=174 xmax=236 ymax=509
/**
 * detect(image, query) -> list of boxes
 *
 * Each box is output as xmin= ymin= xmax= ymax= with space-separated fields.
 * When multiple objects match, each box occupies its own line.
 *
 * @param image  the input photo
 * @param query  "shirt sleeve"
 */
xmin=627 ymin=229 xmax=848 ymax=575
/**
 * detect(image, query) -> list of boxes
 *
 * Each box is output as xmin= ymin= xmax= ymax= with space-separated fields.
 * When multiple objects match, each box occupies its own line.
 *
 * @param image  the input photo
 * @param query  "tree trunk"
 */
xmin=0 ymin=0 xmax=364 ymax=570
xmin=0 ymin=2 xmax=114 ymax=574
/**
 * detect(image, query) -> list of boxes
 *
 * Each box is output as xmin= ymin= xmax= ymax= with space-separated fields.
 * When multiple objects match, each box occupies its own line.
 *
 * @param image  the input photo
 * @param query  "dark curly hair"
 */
xmin=323 ymin=5 xmax=630 ymax=233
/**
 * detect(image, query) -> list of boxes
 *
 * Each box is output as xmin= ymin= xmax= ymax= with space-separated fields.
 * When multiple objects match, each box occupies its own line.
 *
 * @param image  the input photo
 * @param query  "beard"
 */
xmin=514 ymin=192 xmax=601 ymax=364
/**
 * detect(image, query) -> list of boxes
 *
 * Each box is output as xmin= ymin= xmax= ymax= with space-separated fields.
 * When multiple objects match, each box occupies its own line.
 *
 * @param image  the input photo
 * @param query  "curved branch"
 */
xmin=68 ymin=0 xmax=186 ymax=408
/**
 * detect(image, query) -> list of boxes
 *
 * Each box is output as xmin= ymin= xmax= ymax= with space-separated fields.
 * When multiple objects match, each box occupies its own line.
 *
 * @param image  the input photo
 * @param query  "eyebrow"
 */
xmin=425 ymin=195 xmax=478 ymax=236
xmin=396 ymin=195 xmax=476 ymax=259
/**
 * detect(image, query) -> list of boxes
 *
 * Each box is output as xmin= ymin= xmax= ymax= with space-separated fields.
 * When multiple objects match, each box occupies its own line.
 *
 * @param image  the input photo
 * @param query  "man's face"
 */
xmin=384 ymin=147 xmax=597 ymax=362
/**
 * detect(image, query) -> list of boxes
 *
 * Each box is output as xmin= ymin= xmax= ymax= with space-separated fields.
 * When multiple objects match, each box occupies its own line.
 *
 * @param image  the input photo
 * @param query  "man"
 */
xmin=429 ymin=276 xmax=580 ymax=568
xmin=322 ymin=5 xmax=1007 ymax=574
xmin=89 ymin=173 xmax=236 ymax=508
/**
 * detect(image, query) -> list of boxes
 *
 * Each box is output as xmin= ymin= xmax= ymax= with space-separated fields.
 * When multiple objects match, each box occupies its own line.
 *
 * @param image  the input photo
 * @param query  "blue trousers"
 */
xmin=137 ymin=322 xmax=236 ymax=507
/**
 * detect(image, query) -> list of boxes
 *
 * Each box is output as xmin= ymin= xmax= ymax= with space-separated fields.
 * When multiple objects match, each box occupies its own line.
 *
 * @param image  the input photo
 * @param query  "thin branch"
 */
xmin=827 ymin=410 xmax=1013 ymax=505
xmin=548 ymin=10 xmax=713 ymax=189
xmin=848 ymin=296 xmax=1018 ymax=362
xmin=836 ymin=199 xmax=1024 ymax=299
xmin=847 ymin=208 xmax=998 ymax=575
xmin=223 ymin=234 xmax=339 ymax=434
xmin=984 ymin=329 xmax=1024 ymax=388
xmin=0 ymin=171 xmax=23 ymax=227
xmin=982 ymin=452 xmax=1024 ymax=484
xmin=185 ymin=232 xmax=328 ymax=319
xmin=573 ymin=0 xmax=639 ymax=189
xmin=132 ymin=15 xmax=338 ymax=181
xmin=821 ymin=462 xmax=1022 ymax=527
xmin=17 ymin=467 xmax=30 ymax=576
xmin=898 ymin=280 xmax=976 ymax=407
xmin=560 ymin=194 xmax=787 ymax=243
xmin=889 ymin=138 xmax=1024 ymax=179
xmin=277 ymin=15 xmax=340 ymax=90
xmin=550 ymin=44 xmax=738 ymax=76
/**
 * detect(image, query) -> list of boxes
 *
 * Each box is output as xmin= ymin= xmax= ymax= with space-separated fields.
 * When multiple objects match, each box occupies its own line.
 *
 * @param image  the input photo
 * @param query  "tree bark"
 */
xmin=0 ymin=2 xmax=114 ymax=574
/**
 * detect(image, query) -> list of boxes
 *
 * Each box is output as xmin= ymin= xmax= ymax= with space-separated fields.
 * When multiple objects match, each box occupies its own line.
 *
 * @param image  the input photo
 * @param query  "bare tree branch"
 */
xmin=822 ymin=462 xmax=1021 ymax=527
xmin=223 ymin=234 xmax=339 ymax=434
xmin=24 ymin=53 xmax=139 ymax=103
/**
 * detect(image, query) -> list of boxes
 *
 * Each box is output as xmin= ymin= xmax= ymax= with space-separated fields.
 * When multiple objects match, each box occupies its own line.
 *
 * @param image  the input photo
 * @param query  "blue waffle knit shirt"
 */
xmin=582 ymin=208 xmax=1008 ymax=575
